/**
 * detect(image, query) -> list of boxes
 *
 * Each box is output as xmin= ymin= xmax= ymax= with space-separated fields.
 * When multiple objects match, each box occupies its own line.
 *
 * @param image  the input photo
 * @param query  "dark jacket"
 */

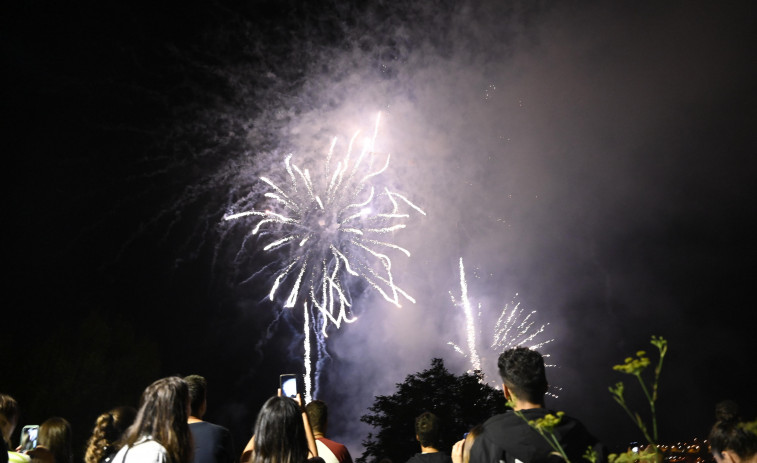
xmin=469 ymin=409 xmax=606 ymax=463
xmin=406 ymin=452 xmax=453 ymax=463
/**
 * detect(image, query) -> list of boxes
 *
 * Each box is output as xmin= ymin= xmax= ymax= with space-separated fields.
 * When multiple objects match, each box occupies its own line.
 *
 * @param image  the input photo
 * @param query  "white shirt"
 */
xmin=110 ymin=438 xmax=169 ymax=463
xmin=315 ymin=440 xmax=339 ymax=463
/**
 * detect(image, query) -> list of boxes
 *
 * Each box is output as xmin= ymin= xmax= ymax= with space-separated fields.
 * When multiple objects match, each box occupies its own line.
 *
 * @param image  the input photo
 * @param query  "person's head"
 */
xmin=415 ymin=412 xmax=442 ymax=449
xmin=252 ymin=396 xmax=309 ymax=463
xmin=126 ymin=376 xmax=192 ymax=463
xmin=184 ymin=375 xmax=208 ymax=419
xmin=709 ymin=401 xmax=757 ymax=463
xmin=305 ymin=400 xmax=328 ymax=436
xmin=38 ymin=417 xmax=73 ymax=463
xmin=0 ymin=393 xmax=19 ymax=446
xmin=84 ymin=406 xmax=137 ymax=463
xmin=497 ymin=347 xmax=548 ymax=406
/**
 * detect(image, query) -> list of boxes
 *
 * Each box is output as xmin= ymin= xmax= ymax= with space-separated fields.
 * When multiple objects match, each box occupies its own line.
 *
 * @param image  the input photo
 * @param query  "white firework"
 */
xmin=449 ymin=258 xmax=554 ymax=384
xmin=223 ymin=112 xmax=424 ymax=400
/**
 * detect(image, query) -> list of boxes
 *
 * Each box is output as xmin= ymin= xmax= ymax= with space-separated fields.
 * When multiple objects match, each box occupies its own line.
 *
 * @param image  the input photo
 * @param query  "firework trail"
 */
xmin=449 ymin=258 xmax=554 ymax=386
xmin=223 ymin=112 xmax=425 ymax=400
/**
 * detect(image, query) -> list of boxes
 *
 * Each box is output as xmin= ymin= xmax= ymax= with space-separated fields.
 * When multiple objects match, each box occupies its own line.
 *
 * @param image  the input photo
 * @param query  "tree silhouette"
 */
xmin=358 ymin=358 xmax=507 ymax=463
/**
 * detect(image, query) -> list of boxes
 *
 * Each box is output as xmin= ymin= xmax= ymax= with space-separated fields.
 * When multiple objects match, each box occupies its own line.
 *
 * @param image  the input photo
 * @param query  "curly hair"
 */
xmin=497 ymin=347 xmax=548 ymax=405
xmin=84 ymin=406 xmax=137 ymax=463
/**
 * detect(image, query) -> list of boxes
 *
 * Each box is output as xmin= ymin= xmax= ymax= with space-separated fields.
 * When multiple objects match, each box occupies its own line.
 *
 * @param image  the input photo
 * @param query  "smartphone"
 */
xmin=19 ymin=425 xmax=39 ymax=452
xmin=280 ymin=373 xmax=298 ymax=398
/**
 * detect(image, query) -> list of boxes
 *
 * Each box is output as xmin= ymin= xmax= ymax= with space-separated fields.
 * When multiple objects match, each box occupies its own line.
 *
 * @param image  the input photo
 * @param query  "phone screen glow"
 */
xmin=282 ymin=377 xmax=297 ymax=398
xmin=21 ymin=426 xmax=38 ymax=451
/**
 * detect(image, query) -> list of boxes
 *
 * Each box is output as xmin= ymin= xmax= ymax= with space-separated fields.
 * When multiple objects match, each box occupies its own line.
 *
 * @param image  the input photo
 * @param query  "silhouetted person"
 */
xmin=304 ymin=400 xmax=352 ymax=463
xmin=709 ymin=400 xmax=757 ymax=463
xmin=184 ymin=375 xmax=234 ymax=463
xmin=405 ymin=412 xmax=452 ymax=463
xmin=469 ymin=347 xmax=605 ymax=463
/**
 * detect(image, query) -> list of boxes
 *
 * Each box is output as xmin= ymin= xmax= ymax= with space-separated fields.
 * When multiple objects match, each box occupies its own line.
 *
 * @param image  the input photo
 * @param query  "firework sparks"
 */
xmin=458 ymin=258 xmax=482 ymax=372
xmin=449 ymin=258 xmax=554 ymax=385
xmin=223 ymin=112 xmax=424 ymax=399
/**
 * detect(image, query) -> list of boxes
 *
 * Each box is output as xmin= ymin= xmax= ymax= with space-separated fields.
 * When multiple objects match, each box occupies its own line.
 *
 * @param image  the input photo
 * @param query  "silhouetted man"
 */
xmin=305 ymin=400 xmax=353 ymax=463
xmin=406 ymin=412 xmax=452 ymax=463
xmin=185 ymin=375 xmax=234 ymax=463
xmin=469 ymin=347 xmax=606 ymax=463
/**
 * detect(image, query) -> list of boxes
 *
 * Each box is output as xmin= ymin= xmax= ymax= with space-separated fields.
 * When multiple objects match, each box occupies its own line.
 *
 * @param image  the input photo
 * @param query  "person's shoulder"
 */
xmin=544 ymin=410 xmax=596 ymax=436
xmin=106 ymin=442 xmax=160 ymax=463
xmin=317 ymin=437 xmax=352 ymax=463
xmin=543 ymin=410 xmax=605 ymax=461
xmin=474 ymin=410 xmax=535 ymax=453
xmin=127 ymin=439 xmax=169 ymax=460
xmin=7 ymin=452 xmax=31 ymax=463
xmin=480 ymin=410 xmax=522 ymax=432
xmin=318 ymin=437 xmax=347 ymax=449
xmin=209 ymin=420 xmax=232 ymax=434
xmin=109 ymin=444 xmax=129 ymax=463
xmin=191 ymin=420 xmax=232 ymax=436
xmin=140 ymin=439 xmax=168 ymax=450
xmin=424 ymin=452 xmax=453 ymax=463
xmin=407 ymin=453 xmax=452 ymax=463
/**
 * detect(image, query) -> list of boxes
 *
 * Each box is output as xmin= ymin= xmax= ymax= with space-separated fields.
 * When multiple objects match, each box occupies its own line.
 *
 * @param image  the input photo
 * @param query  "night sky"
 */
xmin=4 ymin=0 xmax=757 ymax=459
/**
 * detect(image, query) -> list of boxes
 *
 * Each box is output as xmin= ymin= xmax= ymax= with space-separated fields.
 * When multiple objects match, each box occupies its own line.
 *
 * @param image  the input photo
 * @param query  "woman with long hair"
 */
xmin=84 ymin=406 xmax=137 ymax=463
xmin=37 ymin=417 xmax=73 ymax=463
xmin=110 ymin=376 xmax=192 ymax=463
xmin=241 ymin=394 xmax=318 ymax=463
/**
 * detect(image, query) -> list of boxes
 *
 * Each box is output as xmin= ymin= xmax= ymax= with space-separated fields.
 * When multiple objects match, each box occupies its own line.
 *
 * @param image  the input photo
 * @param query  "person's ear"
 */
xmin=720 ymin=450 xmax=738 ymax=463
xmin=198 ymin=397 xmax=207 ymax=418
xmin=502 ymin=384 xmax=511 ymax=400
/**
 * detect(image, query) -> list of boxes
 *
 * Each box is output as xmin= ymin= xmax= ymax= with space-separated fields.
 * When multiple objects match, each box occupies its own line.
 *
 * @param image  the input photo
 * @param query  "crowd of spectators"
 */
xmin=2 ymin=349 xmax=755 ymax=463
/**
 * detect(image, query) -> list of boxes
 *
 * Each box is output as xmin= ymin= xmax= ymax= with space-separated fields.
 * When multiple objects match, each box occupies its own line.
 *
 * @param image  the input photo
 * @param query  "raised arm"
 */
xmin=290 ymin=391 xmax=318 ymax=458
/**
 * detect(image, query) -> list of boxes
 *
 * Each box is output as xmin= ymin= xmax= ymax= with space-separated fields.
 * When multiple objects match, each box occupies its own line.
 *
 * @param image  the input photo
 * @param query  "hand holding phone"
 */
xmin=19 ymin=425 xmax=39 ymax=452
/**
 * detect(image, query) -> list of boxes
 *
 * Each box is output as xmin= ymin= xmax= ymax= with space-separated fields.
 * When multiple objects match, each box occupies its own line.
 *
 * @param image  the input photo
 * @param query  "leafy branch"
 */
xmin=608 ymin=335 xmax=667 ymax=461
xmin=507 ymin=398 xmax=596 ymax=463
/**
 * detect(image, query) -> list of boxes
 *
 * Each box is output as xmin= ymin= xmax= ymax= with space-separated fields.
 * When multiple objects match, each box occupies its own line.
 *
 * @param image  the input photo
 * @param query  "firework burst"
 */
xmin=223 ymin=112 xmax=424 ymax=399
xmin=449 ymin=258 xmax=554 ymax=387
